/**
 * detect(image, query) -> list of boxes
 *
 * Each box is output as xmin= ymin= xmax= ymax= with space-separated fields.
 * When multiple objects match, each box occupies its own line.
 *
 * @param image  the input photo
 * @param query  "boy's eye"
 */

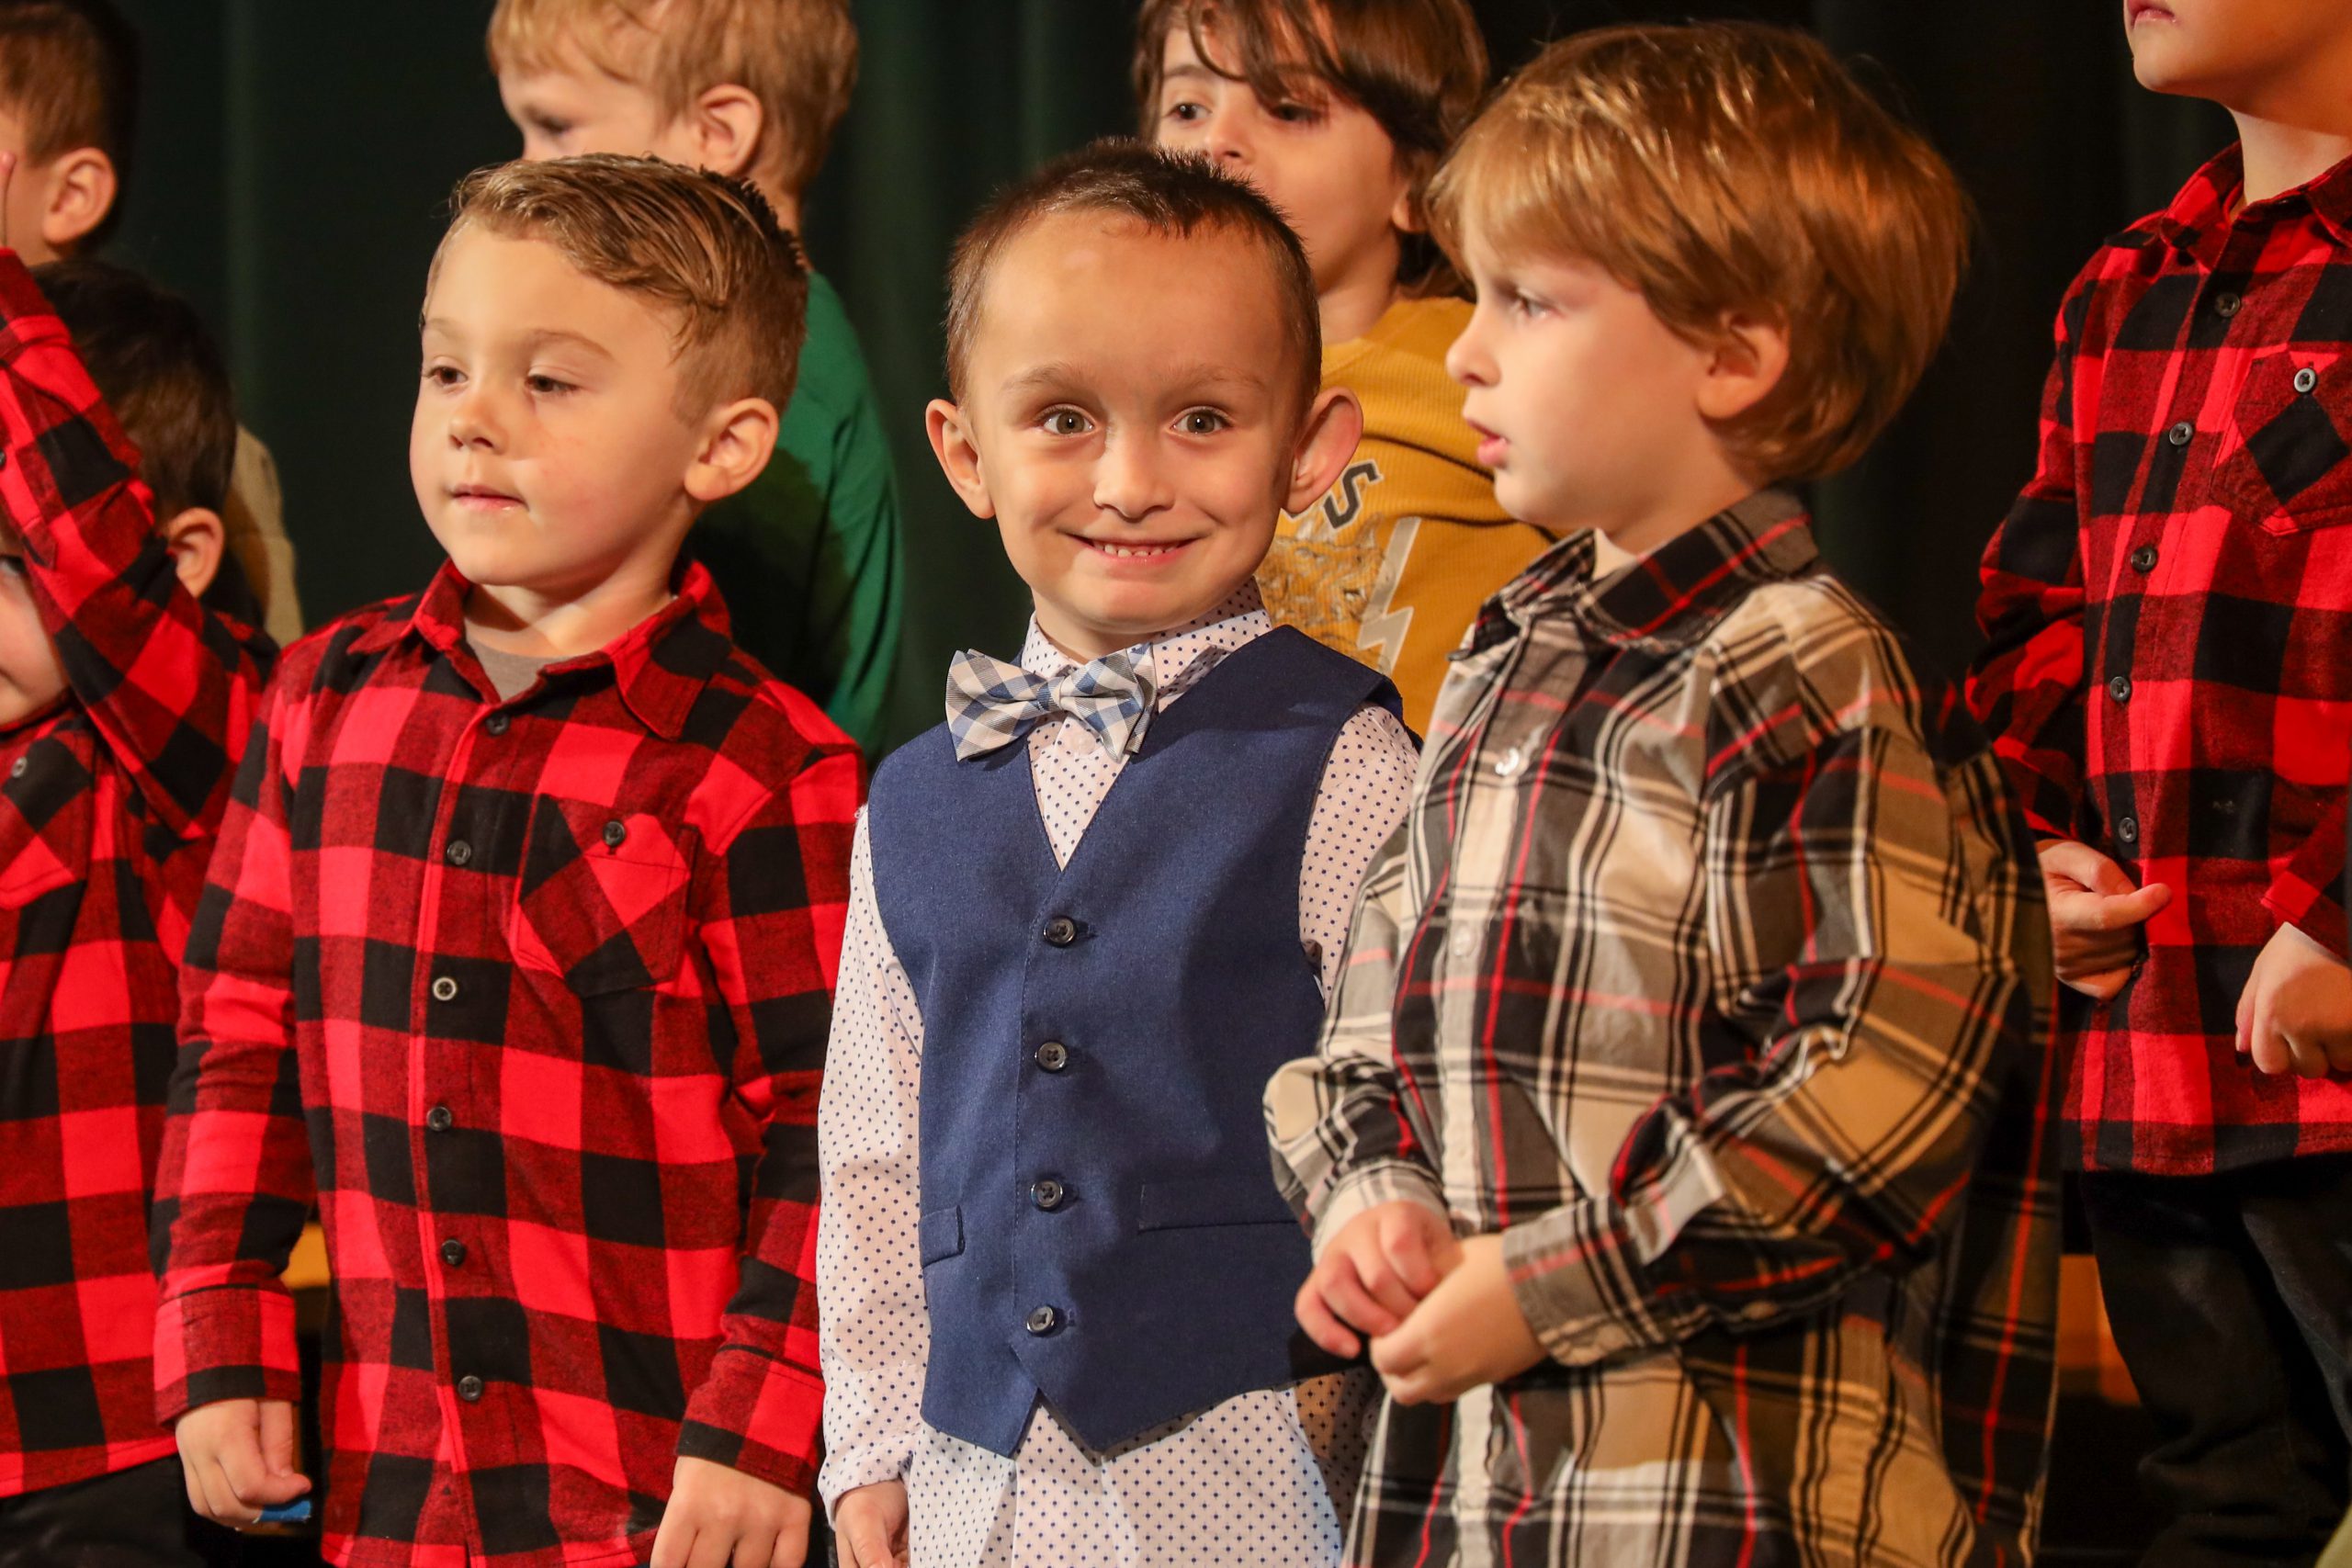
xmin=1162 ymin=99 xmax=1205 ymax=124
xmin=423 ymin=365 xmax=463 ymax=389
xmin=1269 ymin=99 xmax=1325 ymax=125
xmin=1176 ymin=409 xmax=1228 ymax=435
xmin=0 ymin=556 xmax=27 ymax=580
xmin=531 ymin=115 xmax=572 ymax=139
xmin=526 ymin=374 xmax=574 ymax=396
xmin=1041 ymin=409 xmax=1092 ymax=436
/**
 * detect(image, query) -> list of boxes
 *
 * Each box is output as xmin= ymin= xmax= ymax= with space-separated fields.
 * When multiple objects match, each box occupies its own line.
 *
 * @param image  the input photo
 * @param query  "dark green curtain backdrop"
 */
xmin=99 ymin=1 xmax=2230 ymax=753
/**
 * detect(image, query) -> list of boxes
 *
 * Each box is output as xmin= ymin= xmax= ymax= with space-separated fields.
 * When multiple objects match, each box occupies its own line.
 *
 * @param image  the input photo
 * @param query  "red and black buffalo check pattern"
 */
xmin=153 ymin=560 xmax=855 ymax=1568
xmin=1970 ymin=146 xmax=2352 ymax=1174
xmin=0 ymin=251 xmax=273 ymax=1495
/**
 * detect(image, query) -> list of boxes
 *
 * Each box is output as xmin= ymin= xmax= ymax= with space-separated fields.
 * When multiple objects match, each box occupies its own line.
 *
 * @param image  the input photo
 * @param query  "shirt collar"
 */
xmin=346 ymin=558 xmax=738 ymax=740
xmin=1014 ymin=581 xmax=1271 ymax=707
xmin=1468 ymin=488 xmax=1819 ymax=656
xmin=2155 ymin=143 xmax=2352 ymax=259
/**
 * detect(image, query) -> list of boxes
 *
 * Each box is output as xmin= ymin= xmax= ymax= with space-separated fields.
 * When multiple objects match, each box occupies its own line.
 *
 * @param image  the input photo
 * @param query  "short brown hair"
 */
xmin=1133 ymin=0 xmax=1487 ymax=292
xmin=944 ymin=139 xmax=1321 ymax=412
xmin=487 ymin=0 xmax=856 ymax=197
xmin=34 ymin=257 xmax=233 ymax=519
xmin=439 ymin=154 xmax=808 ymax=417
xmin=0 ymin=0 xmax=138 ymax=246
xmin=1430 ymin=23 xmax=1969 ymax=482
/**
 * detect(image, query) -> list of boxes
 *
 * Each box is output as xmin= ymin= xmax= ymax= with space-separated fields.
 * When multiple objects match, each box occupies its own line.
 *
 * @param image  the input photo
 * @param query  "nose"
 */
xmin=1093 ymin=431 xmax=1174 ymax=523
xmin=447 ymin=383 xmax=504 ymax=451
xmin=1200 ymin=102 xmax=1251 ymax=170
xmin=1444 ymin=306 xmax=1496 ymax=389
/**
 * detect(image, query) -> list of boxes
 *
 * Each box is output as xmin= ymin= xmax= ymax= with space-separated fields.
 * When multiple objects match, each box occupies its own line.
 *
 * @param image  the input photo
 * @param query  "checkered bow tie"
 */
xmin=944 ymin=647 xmax=1159 ymax=761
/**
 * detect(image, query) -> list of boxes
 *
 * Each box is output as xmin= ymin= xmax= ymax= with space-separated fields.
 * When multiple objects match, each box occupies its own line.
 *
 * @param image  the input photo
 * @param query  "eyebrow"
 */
xmin=997 ymin=361 xmax=1270 ymax=399
xmin=419 ymin=320 xmax=618 ymax=362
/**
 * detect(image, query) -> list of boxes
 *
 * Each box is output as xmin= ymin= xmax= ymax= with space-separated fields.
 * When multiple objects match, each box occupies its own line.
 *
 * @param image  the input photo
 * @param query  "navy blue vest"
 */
xmin=866 ymin=627 xmax=1397 ymax=1456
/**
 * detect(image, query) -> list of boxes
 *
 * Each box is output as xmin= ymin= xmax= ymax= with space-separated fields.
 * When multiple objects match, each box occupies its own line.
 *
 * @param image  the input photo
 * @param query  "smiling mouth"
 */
xmin=2128 ymin=1 xmax=2174 ymax=20
xmin=1080 ymin=538 xmax=1193 ymax=558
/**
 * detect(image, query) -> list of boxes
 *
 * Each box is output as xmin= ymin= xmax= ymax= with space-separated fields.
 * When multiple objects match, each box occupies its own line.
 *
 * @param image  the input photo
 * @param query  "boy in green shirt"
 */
xmin=488 ymin=0 xmax=902 ymax=757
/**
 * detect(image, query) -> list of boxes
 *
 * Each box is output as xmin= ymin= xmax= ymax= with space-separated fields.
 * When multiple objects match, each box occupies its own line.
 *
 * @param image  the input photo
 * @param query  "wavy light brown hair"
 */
xmin=1431 ymin=22 xmax=1970 ymax=482
xmin=1132 ymin=0 xmax=1487 ymax=294
xmin=487 ymin=0 xmax=857 ymax=197
xmin=438 ymin=154 xmax=808 ymax=417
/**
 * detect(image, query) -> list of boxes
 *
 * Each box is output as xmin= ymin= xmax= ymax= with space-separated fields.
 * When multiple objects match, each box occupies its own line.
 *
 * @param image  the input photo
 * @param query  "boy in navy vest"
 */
xmin=816 ymin=141 xmax=1419 ymax=1568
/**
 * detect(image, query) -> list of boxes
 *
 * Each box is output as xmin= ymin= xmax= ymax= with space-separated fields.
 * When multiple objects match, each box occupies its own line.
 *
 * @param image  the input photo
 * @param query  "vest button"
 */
xmin=440 ymin=1238 xmax=467 ymax=1268
xmin=1032 ymin=1179 xmax=1065 ymax=1211
xmin=2108 ymin=675 xmax=2133 ymax=705
xmin=1034 ymin=1041 xmax=1069 ymax=1072
xmin=445 ymin=839 xmax=473 ymax=867
xmin=2116 ymin=815 xmax=2140 ymax=846
xmin=425 ymin=1105 xmax=454 ymax=1133
xmin=2167 ymin=420 xmax=2194 ymax=447
xmin=603 ymin=818 xmax=628 ymax=849
xmin=483 ymin=712 xmax=511 ymax=737
xmin=457 ymin=1374 xmax=484 ymax=1402
xmin=1025 ymin=1305 xmax=1059 ymax=1336
xmin=1041 ymin=916 xmax=1078 ymax=947
xmin=2130 ymin=545 xmax=2158 ymax=573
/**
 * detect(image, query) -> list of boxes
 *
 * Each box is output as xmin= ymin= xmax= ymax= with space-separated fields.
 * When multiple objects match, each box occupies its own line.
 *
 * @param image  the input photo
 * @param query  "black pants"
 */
xmin=2082 ymin=1156 xmax=2352 ymax=1566
xmin=0 ymin=1455 xmax=235 ymax=1568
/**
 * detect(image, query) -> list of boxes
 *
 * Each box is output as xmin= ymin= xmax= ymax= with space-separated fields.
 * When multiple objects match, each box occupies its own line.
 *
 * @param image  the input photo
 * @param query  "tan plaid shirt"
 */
xmin=1269 ymin=491 xmax=2061 ymax=1567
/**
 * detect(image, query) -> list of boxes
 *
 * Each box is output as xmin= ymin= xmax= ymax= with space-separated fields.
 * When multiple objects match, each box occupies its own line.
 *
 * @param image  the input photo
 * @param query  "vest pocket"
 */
xmin=919 ymin=1205 xmax=964 ymax=1265
xmin=509 ymin=795 xmax=693 ymax=995
xmin=1136 ymin=1174 xmax=1296 ymax=1231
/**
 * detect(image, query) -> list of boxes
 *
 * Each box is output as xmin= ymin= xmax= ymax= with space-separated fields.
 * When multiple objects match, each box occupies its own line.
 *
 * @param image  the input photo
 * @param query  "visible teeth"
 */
xmin=1096 ymin=542 xmax=1179 ymax=558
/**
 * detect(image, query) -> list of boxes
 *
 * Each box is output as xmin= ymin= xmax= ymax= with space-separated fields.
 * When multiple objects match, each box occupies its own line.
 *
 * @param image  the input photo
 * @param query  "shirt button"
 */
xmin=2108 ymin=675 xmax=2133 ymax=704
xmin=430 ymin=975 xmax=459 ymax=1003
xmin=2130 ymin=545 xmax=2159 ymax=573
xmin=2167 ymin=421 xmax=2194 ymax=447
xmin=1494 ymin=744 xmax=1526 ymax=779
xmin=457 ymin=1374 xmax=484 ymax=1403
xmin=6 ymin=756 xmax=23 ymax=780
xmin=1024 ymin=1305 xmax=1059 ymax=1336
xmin=444 ymin=839 xmax=473 ymax=867
xmin=2295 ymin=366 xmax=2320 ymax=395
xmin=602 ymin=819 xmax=627 ymax=849
xmin=1041 ymin=916 xmax=1078 ymax=948
xmin=2215 ymin=291 xmax=2242 ymax=318
xmin=483 ymin=712 xmax=510 ymax=737
xmin=440 ymin=1238 xmax=467 ymax=1268
xmin=1034 ymin=1041 xmax=1069 ymax=1072
xmin=425 ymin=1105 xmax=454 ymax=1133
xmin=1450 ymin=924 xmax=1477 ymax=958
xmin=2116 ymin=815 xmax=2140 ymax=846
xmin=1032 ymin=1179 xmax=1065 ymax=1211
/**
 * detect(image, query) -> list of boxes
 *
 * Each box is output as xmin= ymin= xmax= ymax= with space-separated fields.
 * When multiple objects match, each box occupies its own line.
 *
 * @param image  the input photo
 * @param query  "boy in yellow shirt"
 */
xmin=1142 ymin=0 xmax=1545 ymax=728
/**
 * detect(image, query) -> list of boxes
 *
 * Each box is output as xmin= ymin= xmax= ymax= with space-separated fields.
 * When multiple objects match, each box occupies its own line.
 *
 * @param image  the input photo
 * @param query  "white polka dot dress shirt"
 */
xmin=817 ymin=586 xmax=1419 ymax=1567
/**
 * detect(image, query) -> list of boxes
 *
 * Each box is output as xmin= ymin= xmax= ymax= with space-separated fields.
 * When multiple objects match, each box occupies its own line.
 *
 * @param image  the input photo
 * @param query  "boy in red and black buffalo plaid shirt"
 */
xmin=0 ymin=167 xmax=274 ymax=1561
xmin=154 ymin=155 xmax=857 ymax=1568
xmin=1970 ymin=2 xmax=2352 ymax=1556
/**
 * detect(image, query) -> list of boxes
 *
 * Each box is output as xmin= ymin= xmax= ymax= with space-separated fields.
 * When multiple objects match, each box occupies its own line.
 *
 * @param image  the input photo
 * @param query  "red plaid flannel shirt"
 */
xmin=1970 ymin=146 xmax=2352 ymax=1174
xmin=153 ymin=561 xmax=856 ymax=1568
xmin=0 ymin=251 xmax=272 ymax=1495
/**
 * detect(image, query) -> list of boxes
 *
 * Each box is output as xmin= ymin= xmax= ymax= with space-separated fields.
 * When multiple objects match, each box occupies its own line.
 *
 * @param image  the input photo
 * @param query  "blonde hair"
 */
xmin=1430 ymin=23 xmax=1970 ymax=482
xmin=439 ymin=154 xmax=808 ymax=416
xmin=487 ymin=0 xmax=856 ymax=197
xmin=1133 ymin=0 xmax=1487 ymax=293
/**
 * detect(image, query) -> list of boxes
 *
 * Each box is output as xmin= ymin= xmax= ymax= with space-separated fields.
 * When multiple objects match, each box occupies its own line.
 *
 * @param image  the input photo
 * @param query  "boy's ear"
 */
xmin=926 ymin=398 xmax=997 ymax=520
xmin=39 ymin=147 xmax=117 ymax=254
xmin=1282 ymin=386 xmax=1364 ymax=516
xmin=1695 ymin=310 xmax=1792 ymax=425
xmin=159 ymin=505 xmax=225 ymax=600
xmin=681 ymin=84 xmax=764 ymax=182
xmin=683 ymin=396 xmax=780 ymax=504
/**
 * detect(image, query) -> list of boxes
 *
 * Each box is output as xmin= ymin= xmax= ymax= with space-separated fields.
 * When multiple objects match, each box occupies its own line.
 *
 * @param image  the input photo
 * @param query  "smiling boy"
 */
xmin=153 ymin=155 xmax=857 ymax=1568
xmin=815 ymin=142 xmax=1418 ymax=1568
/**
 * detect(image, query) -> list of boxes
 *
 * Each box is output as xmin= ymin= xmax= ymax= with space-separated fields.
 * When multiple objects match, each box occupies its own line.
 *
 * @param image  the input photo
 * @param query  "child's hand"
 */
xmin=653 ymin=1457 xmax=808 ymax=1561
xmin=833 ymin=1479 xmax=910 ymax=1568
xmin=174 ymin=1397 xmax=311 ymax=1527
xmin=2236 ymin=920 xmax=2352 ymax=1078
xmin=1369 ymin=1234 xmax=1546 ymax=1404
xmin=2038 ymin=839 xmax=2170 ymax=999
xmin=1295 ymin=1199 xmax=1462 ymax=1359
xmin=650 ymin=1455 xmax=810 ymax=1568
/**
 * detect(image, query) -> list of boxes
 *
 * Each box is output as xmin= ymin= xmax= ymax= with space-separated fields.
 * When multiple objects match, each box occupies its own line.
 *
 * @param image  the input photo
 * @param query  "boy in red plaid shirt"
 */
xmin=1969 ymin=2 xmax=2352 ymax=1557
xmin=0 ymin=162 xmax=275 ymax=1559
xmin=154 ymin=155 xmax=857 ymax=1568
